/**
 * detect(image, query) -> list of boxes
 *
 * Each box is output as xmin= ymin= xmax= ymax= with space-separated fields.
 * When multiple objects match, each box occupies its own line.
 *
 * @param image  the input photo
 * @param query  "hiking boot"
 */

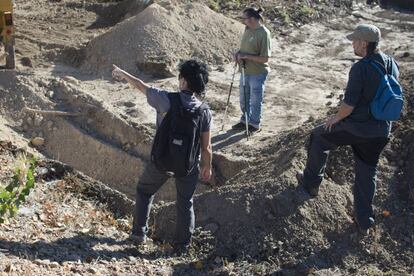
xmin=296 ymin=172 xmax=319 ymax=197
xmin=353 ymin=218 xmax=371 ymax=236
xmin=353 ymin=216 xmax=374 ymax=236
xmin=231 ymin=122 xmax=245 ymax=131
xmin=248 ymin=125 xmax=261 ymax=134
xmin=128 ymin=234 xmax=148 ymax=245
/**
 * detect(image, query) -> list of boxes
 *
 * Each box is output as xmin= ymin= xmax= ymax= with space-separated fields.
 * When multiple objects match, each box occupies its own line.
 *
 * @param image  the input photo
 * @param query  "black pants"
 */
xmin=132 ymin=162 xmax=199 ymax=245
xmin=303 ymin=123 xmax=388 ymax=229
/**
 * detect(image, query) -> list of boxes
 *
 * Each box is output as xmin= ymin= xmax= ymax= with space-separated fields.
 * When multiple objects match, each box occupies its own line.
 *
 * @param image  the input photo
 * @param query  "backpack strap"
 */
xmin=167 ymin=92 xmax=209 ymax=116
xmin=367 ymin=59 xmax=387 ymax=76
xmin=364 ymin=56 xmax=394 ymax=76
xmin=167 ymin=92 xmax=182 ymax=113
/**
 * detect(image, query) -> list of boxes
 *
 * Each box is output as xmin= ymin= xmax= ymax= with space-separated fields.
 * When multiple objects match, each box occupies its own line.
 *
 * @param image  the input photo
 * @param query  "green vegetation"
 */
xmin=300 ymin=5 xmax=316 ymax=17
xmin=0 ymin=154 xmax=36 ymax=224
xmin=206 ymin=0 xmax=248 ymax=12
xmin=208 ymin=0 xmax=220 ymax=12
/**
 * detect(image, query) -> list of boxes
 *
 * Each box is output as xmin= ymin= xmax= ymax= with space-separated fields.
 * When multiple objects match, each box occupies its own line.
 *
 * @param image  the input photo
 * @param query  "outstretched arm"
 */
xmin=112 ymin=64 xmax=149 ymax=94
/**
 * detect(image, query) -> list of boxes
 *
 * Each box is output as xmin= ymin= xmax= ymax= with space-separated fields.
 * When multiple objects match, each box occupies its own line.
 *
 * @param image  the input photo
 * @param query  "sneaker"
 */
xmin=231 ymin=122 xmax=245 ymax=131
xmin=129 ymin=234 xmax=147 ymax=245
xmin=248 ymin=125 xmax=261 ymax=134
xmin=296 ymin=172 xmax=319 ymax=197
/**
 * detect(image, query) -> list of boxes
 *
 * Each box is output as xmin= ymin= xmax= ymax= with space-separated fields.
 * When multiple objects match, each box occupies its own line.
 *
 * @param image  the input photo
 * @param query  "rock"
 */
xmin=62 ymin=76 xmax=80 ymax=86
xmin=123 ymin=101 xmax=136 ymax=108
xmin=85 ymin=255 xmax=94 ymax=263
xmin=47 ymin=121 xmax=54 ymax=129
xmin=21 ymin=56 xmax=33 ymax=67
xmin=35 ymin=167 xmax=49 ymax=175
xmin=49 ymin=262 xmax=60 ymax=268
xmin=88 ymin=267 xmax=99 ymax=274
xmin=31 ymin=137 xmax=45 ymax=146
xmin=34 ymin=115 xmax=43 ymax=126
xmin=46 ymin=90 xmax=54 ymax=98
xmin=34 ymin=259 xmax=51 ymax=266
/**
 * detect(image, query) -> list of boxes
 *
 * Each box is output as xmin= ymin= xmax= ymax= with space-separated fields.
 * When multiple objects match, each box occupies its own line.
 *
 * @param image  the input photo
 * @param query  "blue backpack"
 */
xmin=367 ymin=59 xmax=403 ymax=121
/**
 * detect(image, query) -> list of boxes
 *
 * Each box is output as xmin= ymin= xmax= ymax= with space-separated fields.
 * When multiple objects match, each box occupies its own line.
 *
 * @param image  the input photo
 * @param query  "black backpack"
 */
xmin=151 ymin=92 xmax=209 ymax=177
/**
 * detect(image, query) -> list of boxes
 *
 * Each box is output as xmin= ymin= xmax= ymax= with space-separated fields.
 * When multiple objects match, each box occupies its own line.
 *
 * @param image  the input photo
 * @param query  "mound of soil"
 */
xmin=81 ymin=2 xmax=244 ymax=77
xmin=152 ymin=96 xmax=414 ymax=274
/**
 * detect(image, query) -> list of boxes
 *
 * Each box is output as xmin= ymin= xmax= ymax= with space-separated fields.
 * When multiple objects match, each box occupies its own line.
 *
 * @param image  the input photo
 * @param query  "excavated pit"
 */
xmin=0 ymin=71 xmax=247 ymax=203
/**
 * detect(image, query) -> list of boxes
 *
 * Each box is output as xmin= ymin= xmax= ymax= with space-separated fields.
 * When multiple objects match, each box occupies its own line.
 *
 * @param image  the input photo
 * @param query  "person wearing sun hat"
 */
xmin=296 ymin=23 xmax=401 ymax=234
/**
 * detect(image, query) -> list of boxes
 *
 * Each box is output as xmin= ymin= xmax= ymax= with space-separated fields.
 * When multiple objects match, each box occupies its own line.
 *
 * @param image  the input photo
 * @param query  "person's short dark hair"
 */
xmin=243 ymin=7 xmax=264 ymax=21
xmin=178 ymin=59 xmax=209 ymax=96
xmin=367 ymin=41 xmax=379 ymax=55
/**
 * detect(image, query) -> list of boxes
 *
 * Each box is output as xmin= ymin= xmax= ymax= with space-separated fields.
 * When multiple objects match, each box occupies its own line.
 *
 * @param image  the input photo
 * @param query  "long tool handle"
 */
xmin=221 ymin=63 xmax=238 ymax=131
xmin=242 ymin=60 xmax=249 ymax=140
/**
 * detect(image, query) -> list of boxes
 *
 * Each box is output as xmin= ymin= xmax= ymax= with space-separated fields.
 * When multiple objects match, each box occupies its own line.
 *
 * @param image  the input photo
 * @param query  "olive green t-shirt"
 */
xmin=239 ymin=25 xmax=271 ymax=75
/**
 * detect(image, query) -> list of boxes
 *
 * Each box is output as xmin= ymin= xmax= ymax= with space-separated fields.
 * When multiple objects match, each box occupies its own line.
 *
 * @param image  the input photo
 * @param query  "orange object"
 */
xmin=382 ymin=210 xmax=391 ymax=217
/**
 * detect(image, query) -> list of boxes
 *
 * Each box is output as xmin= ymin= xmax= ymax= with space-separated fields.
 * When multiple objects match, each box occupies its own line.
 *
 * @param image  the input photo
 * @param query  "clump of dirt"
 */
xmin=81 ymin=2 xmax=244 ymax=77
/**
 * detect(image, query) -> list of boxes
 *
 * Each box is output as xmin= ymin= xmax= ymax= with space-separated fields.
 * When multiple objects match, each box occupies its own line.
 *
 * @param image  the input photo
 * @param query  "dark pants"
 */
xmin=131 ymin=162 xmax=199 ymax=245
xmin=303 ymin=124 xmax=388 ymax=229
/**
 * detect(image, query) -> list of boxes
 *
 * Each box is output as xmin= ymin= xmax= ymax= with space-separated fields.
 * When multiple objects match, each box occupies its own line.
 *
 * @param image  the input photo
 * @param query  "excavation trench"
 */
xmin=0 ymin=71 xmax=248 ymax=203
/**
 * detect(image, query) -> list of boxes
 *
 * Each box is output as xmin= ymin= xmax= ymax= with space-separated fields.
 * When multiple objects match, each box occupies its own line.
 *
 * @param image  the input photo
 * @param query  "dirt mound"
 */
xmin=81 ymin=2 xmax=244 ymax=77
xmin=152 ymin=119 xmax=414 ymax=274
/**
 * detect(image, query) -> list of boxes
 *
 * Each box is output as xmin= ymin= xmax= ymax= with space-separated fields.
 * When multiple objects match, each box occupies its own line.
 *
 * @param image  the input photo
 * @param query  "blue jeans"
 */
xmin=239 ymin=72 xmax=268 ymax=128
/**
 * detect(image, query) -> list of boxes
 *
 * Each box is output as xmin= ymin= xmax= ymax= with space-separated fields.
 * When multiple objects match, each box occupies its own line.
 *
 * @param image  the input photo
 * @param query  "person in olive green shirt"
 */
xmin=232 ymin=7 xmax=271 ymax=133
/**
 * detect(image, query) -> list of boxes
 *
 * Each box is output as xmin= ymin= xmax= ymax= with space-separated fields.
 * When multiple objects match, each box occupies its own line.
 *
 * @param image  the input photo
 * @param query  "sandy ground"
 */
xmin=0 ymin=0 xmax=413 ymax=274
xmin=8 ymin=3 xmax=413 ymax=156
